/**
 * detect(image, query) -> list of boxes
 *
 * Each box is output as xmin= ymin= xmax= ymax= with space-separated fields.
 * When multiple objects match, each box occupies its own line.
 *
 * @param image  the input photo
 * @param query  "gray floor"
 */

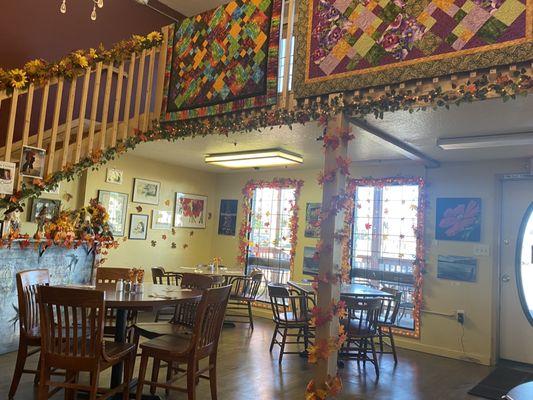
xmin=0 ymin=315 xmax=492 ymax=399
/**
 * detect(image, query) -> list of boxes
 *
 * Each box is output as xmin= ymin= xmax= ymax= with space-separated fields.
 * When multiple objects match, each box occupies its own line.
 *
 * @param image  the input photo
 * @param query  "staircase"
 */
xmin=0 ymin=26 xmax=171 ymax=199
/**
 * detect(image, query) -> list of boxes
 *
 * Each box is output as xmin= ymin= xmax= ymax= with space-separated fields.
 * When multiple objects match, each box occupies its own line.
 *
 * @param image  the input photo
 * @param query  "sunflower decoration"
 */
xmin=24 ymin=59 xmax=47 ymax=81
xmin=147 ymin=31 xmax=162 ymax=42
xmin=8 ymin=69 xmax=28 ymax=89
xmin=73 ymin=52 xmax=89 ymax=69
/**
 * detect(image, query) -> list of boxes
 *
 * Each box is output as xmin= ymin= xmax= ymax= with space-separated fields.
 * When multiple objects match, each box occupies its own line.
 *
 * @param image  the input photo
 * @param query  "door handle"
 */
xmin=501 ymin=274 xmax=511 ymax=283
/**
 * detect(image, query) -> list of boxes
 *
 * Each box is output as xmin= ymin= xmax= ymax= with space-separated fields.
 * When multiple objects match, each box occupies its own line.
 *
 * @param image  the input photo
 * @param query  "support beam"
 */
xmin=348 ymin=117 xmax=440 ymax=168
xmin=315 ymin=111 xmax=348 ymax=384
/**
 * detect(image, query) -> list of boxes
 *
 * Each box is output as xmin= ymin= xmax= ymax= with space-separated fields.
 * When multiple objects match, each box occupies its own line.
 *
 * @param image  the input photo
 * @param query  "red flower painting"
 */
xmin=175 ymin=194 xmax=207 ymax=228
xmin=436 ymin=198 xmax=481 ymax=242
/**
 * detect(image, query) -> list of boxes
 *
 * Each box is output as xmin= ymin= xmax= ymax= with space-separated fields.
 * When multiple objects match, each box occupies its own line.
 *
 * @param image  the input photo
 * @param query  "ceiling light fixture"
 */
xmin=205 ymin=149 xmax=303 ymax=169
xmin=437 ymin=132 xmax=533 ymax=150
xmin=59 ymin=0 xmax=104 ymax=21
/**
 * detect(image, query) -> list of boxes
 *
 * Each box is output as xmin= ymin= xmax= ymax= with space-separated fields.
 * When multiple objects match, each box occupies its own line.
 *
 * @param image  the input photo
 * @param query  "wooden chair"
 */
xmin=9 ymin=269 xmax=50 ymax=399
xmin=224 ymin=273 xmax=262 ymax=329
xmin=377 ymin=287 xmax=403 ymax=363
xmin=152 ymin=268 xmax=182 ymax=322
xmin=339 ymin=296 xmax=382 ymax=378
xmin=135 ymin=285 xmax=231 ymax=400
xmin=96 ymin=267 xmax=142 ymax=339
xmin=37 ymin=286 xmax=136 ymax=400
xmin=268 ymin=284 xmax=311 ymax=364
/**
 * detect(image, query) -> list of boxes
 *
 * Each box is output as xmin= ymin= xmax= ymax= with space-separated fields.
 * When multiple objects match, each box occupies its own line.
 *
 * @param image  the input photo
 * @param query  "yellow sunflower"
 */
xmin=24 ymin=59 xmax=45 ymax=75
xmin=74 ymin=53 xmax=89 ymax=68
xmin=9 ymin=69 xmax=28 ymax=89
xmin=147 ymin=31 xmax=162 ymax=42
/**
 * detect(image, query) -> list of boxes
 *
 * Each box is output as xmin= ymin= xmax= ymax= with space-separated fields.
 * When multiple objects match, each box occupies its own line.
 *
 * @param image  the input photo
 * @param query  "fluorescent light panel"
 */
xmin=438 ymin=132 xmax=533 ymax=150
xmin=205 ymin=149 xmax=303 ymax=169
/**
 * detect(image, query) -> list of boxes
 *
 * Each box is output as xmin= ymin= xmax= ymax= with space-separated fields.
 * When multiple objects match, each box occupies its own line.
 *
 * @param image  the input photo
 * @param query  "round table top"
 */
xmin=66 ymin=283 xmax=203 ymax=309
xmin=507 ymin=381 xmax=533 ymax=398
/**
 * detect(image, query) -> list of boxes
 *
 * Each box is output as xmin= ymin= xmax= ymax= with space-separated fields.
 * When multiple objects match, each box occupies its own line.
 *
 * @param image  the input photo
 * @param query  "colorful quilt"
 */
xmin=293 ymin=0 xmax=533 ymax=97
xmin=162 ymin=0 xmax=281 ymax=121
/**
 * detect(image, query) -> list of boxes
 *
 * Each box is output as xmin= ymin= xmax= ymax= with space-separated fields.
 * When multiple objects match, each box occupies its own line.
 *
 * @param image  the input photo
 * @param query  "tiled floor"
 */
xmin=0 ymin=316 xmax=492 ymax=399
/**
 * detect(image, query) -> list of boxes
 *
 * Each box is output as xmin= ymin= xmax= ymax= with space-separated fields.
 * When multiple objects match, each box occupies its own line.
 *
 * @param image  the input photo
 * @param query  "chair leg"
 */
xmin=186 ymin=359 xmax=197 ymax=400
xmin=278 ymin=328 xmax=288 ymax=364
xmin=136 ymin=354 xmax=149 ymax=400
xmin=388 ymin=327 xmax=398 ymax=364
xmin=34 ymin=353 xmax=41 ymax=385
xmin=247 ymin=302 xmax=254 ymax=330
xmin=209 ymin=354 xmax=218 ymax=400
xmin=150 ymin=358 xmax=161 ymax=395
xmin=9 ymin=343 xmax=28 ymax=399
xmin=303 ymin=325 xmax=310 ymax=351
xmin=37 ymin=362 xmax=50 ymax=400
xmin=89 ymin=369 xmax=99 ymax=400
xmin=123 ymin=352 xmax=135 ymax=400
xmin=369 ymin=337 xmax=379 ymax=379
xmin=65 ymin=370 xmax=76 ymax=400
xmin=378 ymin=327 xmax=384 ymax=353
xmin=269 ymin=324 xmax=278 ymax=353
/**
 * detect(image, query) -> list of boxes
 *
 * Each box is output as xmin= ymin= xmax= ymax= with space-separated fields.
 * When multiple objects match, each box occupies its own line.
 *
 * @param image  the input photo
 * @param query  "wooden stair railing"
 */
xmin=0 ymin=25 xmax=171 ymax=191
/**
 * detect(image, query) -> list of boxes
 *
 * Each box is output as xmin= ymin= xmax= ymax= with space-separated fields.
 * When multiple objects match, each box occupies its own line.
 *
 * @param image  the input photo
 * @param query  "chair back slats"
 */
xmin=268 ymin=284 xmax=308 ymax=323
xmin=192 ymin=285 xmax=231 ymax=358
xmin=38 ymin=286 xmax=105 ymax=361
xmin=16 ymin=269 xmax=50 ymax=339
xmin=181 ymin=273 xmax=213 ymax=290
xmin=168 ymin=274 xmax=213 ymax=328
xmin=231 ymin=273 xmax=263 ymax=300
xmin=379 ymin=288 xmax=403 ymax=325
xmin=151 ymin=267 xmax=165 ymax=284
xmin=342 ymin=296 xmax=382 ymax=335
xmin=95 ymin=267 xmax=134 ymax=283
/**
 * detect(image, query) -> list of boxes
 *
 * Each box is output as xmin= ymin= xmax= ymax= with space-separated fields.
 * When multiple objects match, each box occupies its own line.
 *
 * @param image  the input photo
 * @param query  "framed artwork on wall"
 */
xmin=0 ymin=161 xmax=16 ymax=195
xmin=29 ymin=199 xmax=61 ymax=222
xmin=303 ymin=246 xmax=319 ymax=276
xmin=20 ymin=145 xmax=46 ymax=179
xmin=304 ymin=202 xmax=321 ymax=238
xmin=133 ymin=178 xmax=160 ymax=205
xmin=437 ymin=255 xmax=477 ymax=283
xmin=174 ymin=193 xmax=207 ymax=229
xmin=129 ymin=214 xmax=149 ymax=240
xmin=436 ymin=198 xmax=481 ymax=242
xmin=98 ymin=190 xmax=128 ymax=237
xmin=218 ymin=199 xmax=238 ymax=236
xmin=152 ymin=210 xmax=173 ymax=230
xmin=106 ymin=168 xmax=124 ymax=185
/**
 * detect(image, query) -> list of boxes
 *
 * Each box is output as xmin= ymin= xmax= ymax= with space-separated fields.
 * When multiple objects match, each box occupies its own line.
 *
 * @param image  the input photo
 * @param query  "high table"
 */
xmin=68 ymin=282 xmax=203 ymax=400
xmin=288 ymin=280 xmax=393 ymax=297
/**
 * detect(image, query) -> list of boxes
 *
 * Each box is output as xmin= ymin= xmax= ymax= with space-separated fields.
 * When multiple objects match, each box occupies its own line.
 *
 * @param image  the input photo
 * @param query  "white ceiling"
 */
xmin=158 ymin=0 xmax=228 ymax=16
xmin=131 ymin=95 xmax=533 ymax=172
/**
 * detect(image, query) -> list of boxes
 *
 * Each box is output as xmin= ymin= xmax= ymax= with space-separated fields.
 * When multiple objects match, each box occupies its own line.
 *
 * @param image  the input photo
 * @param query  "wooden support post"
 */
xmin=87 ymin=62 xmax=103 ymax=155
xmin=61 ymin=77 xmax=77 ymax=168
xmin=133 ymin=49 xmax=147 ymax=133
xmin=315 ymin=111 xmax=349 ymax=383
xmin=37 ymin=82 xmax=50 ymax=149
xmin=74 ymin=68 xmax=91 ymax=163
xmin=153 ymin=26 xmax=170 ymax=124
xmin=142 ymin=47 xmax=156 ymax=132
xmin=5 ymin=88 xmax=19 ymax=162
xmin=98 ymin=62 xmax=114 ymax=150
xmin=111 ymin=61 xmax=125 ymax=147
xmin=46 ymin=77 xmax=64 ymax=176
xmin=122 ymin=53 xmax=136 ymax=140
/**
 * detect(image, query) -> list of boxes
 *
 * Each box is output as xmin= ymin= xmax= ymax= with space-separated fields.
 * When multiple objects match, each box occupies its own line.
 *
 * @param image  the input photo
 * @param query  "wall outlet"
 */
xmin=474 ymin=244 xmax=490 ymax=257
xmin=456 ymin=310 xmax=465 ymax=324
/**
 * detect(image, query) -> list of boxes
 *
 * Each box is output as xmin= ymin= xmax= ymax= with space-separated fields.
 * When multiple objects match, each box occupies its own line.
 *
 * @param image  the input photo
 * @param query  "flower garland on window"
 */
xmin=344 ymin=176 xmax=426 ymax=339
xmin=237 ymin=178 xmax=304 ymax=279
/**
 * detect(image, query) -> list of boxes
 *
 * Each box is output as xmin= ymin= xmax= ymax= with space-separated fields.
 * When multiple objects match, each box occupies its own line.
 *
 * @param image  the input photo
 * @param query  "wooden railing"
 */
xmin=0 ymin=26 xmax=171 ymax=190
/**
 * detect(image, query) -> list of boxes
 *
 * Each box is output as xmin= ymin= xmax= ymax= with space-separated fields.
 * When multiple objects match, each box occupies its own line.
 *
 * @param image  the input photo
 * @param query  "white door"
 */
xmin=500 ymin=179 xmax=533 ymax=364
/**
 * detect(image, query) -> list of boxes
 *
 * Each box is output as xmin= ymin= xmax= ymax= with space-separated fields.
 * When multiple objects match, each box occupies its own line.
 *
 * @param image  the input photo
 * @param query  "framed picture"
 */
xmin=129 ymin=214 xmax=149 ymax=240
xmin=218 ymin=199 xmax=238 ymax=236
xmin=20 ymin=145 xmax=46 ymax=179
xmin=175 ymin=193 xmax=207 ymax=229
xmin=106 ymin=168 xmax=124 ymax=185
xmin=0 ymin=161 xmax=16 ymax=195
xmin=30 ymin=198 xmax=61 ymax=222
xmin=303 ymin=246 xmax=319 ymax=275
xmin=133 ymin=178 xmax=160 ymax=205
xmin=98 ymin=190 xmax=128 ymax=237
xmin=304 ymin=203 xmax=321 ymax=238
xmin=437 ymin=255 xmax=477 ymax=282
xmin=152 ymin=210 xmax=172 ymax=230
xmin=436 ymin=198 xmax=481 ymax=242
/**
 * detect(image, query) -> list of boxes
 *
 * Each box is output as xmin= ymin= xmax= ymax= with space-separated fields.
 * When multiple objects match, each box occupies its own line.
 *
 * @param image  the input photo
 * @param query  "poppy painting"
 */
xmin=436 ymin=198 xmax=481 ymax=242
xmin=174 ymin=193 xmax=207 ymax=229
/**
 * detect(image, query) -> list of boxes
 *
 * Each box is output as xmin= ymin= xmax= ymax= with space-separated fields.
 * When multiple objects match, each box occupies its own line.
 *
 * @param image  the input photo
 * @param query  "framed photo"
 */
xmin=129 ymin=214 xmax=149 ymax=240
xmin=0 ymin=161 xmax=16 ymax=195
xmin=30 ymin=198 xmax=61 ymax=222
xmin=98 ymin=190 xmax=128 ymax=237
xmin=303 ymin=246 xmax=319 ymax=276
xmin=437 ymin=255 xmax=477 ymax=282
xmin=436 ymin=198 xmax=481 ymax=242
xmin=20 ymin=145 xmax=46 ymax=179
xmin=304 ymin=203 xmax=321 ymax=238
xmin=218 ymin=199 xmax=238 ymax=236
xmin=175 ymin=193 xmax=207 ymax=229
xmin=133 ymin=178 xmax=160 ymax=205
xmin=106 ymin=168 xmax=123 ymax=185
xmin=152 ymin=210 xmax=172 ymax=230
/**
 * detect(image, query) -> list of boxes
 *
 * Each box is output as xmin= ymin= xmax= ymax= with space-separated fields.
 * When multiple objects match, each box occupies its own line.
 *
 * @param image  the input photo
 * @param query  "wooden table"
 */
xmin=505 ymin=382 xmax=533 ymax=399
xmin=288 ymin=280 xmax=393 ymax=297
xmin=68 ymin=283 xmax=202 ymax=399
xmin=173 ymin=266 xmax=245 ymax=278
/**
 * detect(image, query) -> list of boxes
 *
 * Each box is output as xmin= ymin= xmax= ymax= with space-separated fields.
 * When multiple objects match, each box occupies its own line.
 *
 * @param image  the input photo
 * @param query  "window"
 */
xmin=277 ymin=36 xmax=294 ymax=93
xmin=349 ymin=179 xmax=424 ymax=333
xmin=245 ymin=186 xmax=297 ymax=301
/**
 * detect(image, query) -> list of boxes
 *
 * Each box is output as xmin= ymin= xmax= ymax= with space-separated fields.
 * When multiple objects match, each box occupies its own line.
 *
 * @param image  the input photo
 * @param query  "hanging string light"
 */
xmin=59 ymin=0 xmax=104 ymax=21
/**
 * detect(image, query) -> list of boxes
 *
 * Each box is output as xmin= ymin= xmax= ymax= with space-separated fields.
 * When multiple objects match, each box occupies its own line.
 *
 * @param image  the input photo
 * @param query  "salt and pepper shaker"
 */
xmin=115 ymin=279 xmax=124 ymax=292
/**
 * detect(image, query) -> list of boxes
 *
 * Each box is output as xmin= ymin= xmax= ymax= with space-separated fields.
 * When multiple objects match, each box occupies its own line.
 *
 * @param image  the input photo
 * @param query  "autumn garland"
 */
xmin=237 ymin=178 xmax=304 ymax=280
xmin=344 ymin=176 xmax=426 ymax=339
